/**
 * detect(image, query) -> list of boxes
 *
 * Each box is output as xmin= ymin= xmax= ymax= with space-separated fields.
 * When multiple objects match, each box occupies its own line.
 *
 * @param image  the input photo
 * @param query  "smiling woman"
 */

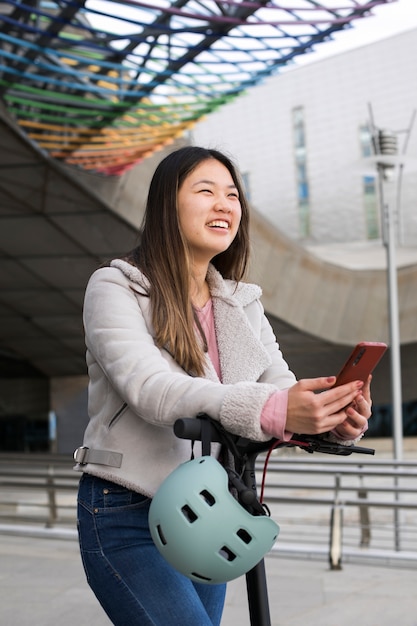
xmin=75 ymin=145 xmax=374 ymax=626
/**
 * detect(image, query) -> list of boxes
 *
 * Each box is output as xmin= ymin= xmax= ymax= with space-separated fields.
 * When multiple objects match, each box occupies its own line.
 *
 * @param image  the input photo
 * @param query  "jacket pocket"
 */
xmin=108 ymin=402 xmax=127 ymax=429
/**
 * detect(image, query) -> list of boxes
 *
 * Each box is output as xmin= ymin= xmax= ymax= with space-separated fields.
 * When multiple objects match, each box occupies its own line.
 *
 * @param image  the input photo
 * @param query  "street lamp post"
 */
xmin=367 ymin=107 xmax=415 ymax=551
xmin=375 ymin=157 xmax=403 ymax=462
xmin=372 ymin=125 xmax=403 ymax=552
xmin=367 ymin=112 xmax=403 ymax=462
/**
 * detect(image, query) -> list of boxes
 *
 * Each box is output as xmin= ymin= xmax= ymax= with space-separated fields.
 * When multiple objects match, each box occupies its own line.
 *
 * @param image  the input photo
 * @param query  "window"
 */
xmin=360 ymin=125 xmax=379 ymax=239
xmin=363 ymin=175 xmax=379 ymax=239
xmin=241 ymin=171 xmax=251 ymax=201
xmin=359 ymin=124 xmax=373 ymax=158
xmin=293 ymin=106 xmax=310 ymax=238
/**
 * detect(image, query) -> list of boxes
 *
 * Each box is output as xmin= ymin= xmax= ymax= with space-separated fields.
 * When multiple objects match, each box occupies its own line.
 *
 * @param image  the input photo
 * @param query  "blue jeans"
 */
xmin=77 ymin=473 xmax=226 ymax=626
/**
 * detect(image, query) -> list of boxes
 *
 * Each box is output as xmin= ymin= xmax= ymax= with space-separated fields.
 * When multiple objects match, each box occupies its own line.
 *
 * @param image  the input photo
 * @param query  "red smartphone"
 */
xmin=334 ymin=341 xmax=387 ymax=387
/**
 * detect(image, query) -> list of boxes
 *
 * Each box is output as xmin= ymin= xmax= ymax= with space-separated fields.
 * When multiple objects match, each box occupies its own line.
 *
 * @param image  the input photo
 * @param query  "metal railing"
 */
xmin=1 ymin=452 xmax=417 ymax=569
xmin=0 ymin=453 xmax=78 ymax=531
xmin=257 ymin=453 xmax=417 ymax=568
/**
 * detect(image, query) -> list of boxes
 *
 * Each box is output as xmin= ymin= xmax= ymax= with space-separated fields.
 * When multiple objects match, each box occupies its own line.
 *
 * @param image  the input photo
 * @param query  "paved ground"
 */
xmin=1 ymin=532 xmax=416 ymax=626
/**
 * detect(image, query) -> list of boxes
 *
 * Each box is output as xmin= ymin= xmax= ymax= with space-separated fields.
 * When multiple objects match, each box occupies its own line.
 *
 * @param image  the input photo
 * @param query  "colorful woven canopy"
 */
xmin=0 ymin=1 xmax=392 ymax=175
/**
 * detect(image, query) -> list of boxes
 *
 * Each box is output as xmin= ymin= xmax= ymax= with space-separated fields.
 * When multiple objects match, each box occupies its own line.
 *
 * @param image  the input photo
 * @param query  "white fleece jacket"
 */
xmin=74 ymin=261 xmax=296 ymax=496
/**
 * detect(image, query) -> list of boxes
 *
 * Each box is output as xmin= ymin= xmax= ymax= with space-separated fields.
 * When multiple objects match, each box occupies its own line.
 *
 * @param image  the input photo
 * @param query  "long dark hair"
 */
xmin=131 ymin=146 xmax=251 ymax=375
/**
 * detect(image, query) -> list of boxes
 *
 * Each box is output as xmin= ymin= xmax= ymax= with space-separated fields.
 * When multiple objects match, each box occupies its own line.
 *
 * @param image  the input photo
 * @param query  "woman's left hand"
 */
xmin=333 ymin=375 xmax=372 ymax=440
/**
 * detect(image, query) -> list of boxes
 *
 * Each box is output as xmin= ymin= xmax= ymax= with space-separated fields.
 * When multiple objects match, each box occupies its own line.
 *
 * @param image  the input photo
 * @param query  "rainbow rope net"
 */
xmin=0 ymin=1 xmax=391 ymax=175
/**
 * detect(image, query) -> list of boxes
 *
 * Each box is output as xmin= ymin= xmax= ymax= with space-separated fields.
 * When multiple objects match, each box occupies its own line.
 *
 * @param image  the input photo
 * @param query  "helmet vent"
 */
xmin=219 ymin=546 xmax=237 ymax=562
xmin=181 ymin=504 xmax=198 ymax=523
xmin=237 ymin=528 xmax=253 ymax=544
xmin=199 ymin=489 xmax=216 ymax=506
xmin=156 ymin=524 xmax=167 ymax=545
xmin=191 ymin=572 xmax=212 ymax=582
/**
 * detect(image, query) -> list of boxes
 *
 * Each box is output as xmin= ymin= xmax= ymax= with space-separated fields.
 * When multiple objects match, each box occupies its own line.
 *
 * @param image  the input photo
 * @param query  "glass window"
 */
xmin=363 ymin=175 xmax=379 ymax=239
xmin=241 ymin=171 xmax=251 ymax=201
xmin=359 ymin=124 xmax=373 ymax=158
xmin=293 ymin=106 xmax=310 ymax=238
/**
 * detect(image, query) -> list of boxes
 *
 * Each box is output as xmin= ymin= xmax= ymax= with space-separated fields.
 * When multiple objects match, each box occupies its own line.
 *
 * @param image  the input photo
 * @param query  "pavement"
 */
xmin=1 ymin=531 xmax=416 ymax=626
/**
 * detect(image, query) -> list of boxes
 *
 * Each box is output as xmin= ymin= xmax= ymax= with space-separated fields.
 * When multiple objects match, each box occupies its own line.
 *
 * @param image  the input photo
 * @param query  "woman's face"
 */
xmin=177 ymin=158 xmax=242 ymax=267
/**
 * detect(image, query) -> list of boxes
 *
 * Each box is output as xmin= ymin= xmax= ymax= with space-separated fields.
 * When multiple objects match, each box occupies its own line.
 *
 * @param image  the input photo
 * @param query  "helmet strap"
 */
xmin=200 ymin=414 xmax=212 ymax=456
xmin=189 ymin=413 xmax=212 ymax=460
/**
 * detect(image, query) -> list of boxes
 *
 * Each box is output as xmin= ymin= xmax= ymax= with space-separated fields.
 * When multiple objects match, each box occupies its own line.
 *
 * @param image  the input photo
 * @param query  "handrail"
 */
xmin=0 ymin=454 xmax=78 ymax=529
xmin=257 ymin=456 xmax=417 ymax=568
xmin=0 ymin=453 xmax=73 ymax=465
xmin=1 ymin=453 xmax=416 ymax=569
xmin=258 ymin=456 xmax=417 ymax=466
xmin=258 ymin=460 xmax=417 ymax=478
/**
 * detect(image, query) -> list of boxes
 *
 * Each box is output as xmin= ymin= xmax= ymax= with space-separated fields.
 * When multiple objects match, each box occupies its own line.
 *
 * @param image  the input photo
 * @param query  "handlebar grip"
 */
xmin=174 ymin=417 xmax=223 ymax=442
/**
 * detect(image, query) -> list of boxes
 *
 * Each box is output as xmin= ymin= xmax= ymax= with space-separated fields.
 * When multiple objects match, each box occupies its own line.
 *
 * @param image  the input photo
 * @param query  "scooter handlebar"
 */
xmin=174 ymin=416 xmax=375 ymax=457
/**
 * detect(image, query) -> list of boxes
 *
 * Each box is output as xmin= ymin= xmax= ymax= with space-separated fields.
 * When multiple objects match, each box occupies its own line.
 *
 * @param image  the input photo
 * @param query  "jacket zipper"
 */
xmin=108 ymin=402 xmax=127 ymax=429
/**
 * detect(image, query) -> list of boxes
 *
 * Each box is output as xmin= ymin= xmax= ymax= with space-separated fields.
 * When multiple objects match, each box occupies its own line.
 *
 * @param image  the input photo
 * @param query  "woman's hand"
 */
xmin=286 ymin=375 xmax=372 ymax=437
xmin=331 ymin=375 xmax=372 ymax=440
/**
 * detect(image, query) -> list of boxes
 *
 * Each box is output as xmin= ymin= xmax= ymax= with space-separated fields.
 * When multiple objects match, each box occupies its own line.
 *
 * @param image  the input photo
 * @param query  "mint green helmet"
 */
xmin=148 ymin=456 xmax=279 ymax=585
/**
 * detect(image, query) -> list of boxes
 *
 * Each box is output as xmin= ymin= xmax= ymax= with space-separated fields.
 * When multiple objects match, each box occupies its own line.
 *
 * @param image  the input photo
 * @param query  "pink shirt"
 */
xmin=195 ymin=300 xmax=292 ymax=441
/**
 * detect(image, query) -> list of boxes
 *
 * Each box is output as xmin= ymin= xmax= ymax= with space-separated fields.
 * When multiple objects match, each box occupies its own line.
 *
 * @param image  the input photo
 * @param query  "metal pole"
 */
xmin=329 ymin=474 xmax=343 ymax=570
xmin=378 ymin=165 xmax=403 ymax=550
xmin=245 ymin=561 xmax=272 ymax=626
xmin=242 ymin=452 xmax=272 ymax=626
xmin=378 ymin=166 xmax=403 ymax=461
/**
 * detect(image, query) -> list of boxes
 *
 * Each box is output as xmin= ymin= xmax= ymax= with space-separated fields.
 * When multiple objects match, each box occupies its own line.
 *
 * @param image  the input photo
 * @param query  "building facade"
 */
xmin=191 ymin=28 xmax=417 ymax=248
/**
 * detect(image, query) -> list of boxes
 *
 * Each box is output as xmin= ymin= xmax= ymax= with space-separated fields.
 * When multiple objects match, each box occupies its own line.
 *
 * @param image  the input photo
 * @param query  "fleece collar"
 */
xmin=205 ymin=266 xmax=272 ymax=383
xmin=110 ymin=259 xmax=272 ymax=384
xmin=205 ymin=264 xmax=262 ymax=308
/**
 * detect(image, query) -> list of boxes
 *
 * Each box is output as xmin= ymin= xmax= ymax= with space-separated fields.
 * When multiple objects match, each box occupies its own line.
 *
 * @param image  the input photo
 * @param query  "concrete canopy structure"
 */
xmin=1 ymin=0 xmax=414 ymax=448
xmin=0 ymin=0 xmax=393 ymax=173
xmin=0 ymin=109 xmax=141 ymax=377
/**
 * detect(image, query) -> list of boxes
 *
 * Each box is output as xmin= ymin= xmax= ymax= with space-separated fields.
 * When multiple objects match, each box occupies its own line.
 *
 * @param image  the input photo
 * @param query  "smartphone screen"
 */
xmin=334 ymin=342 xmax=387 ymax=387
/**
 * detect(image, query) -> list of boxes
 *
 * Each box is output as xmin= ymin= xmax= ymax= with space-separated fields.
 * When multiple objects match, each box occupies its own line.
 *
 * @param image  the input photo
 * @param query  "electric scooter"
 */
xmin=174 ymin=414 xmax=375 ymax=626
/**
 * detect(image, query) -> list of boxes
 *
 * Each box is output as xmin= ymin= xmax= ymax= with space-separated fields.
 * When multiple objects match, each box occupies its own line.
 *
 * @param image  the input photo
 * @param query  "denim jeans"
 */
xmin=77 ymin=473 xmax=226 ymax=626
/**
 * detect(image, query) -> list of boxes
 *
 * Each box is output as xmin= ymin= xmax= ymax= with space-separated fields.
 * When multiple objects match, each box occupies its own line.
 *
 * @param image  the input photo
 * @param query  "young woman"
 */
xmin=75 ymin=146 xmax=372 ymax=625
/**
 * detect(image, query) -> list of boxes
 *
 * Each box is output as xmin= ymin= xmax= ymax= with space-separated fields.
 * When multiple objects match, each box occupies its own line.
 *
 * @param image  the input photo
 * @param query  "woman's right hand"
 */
xmin=285 ymin=376 xmax=364 ymax=435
